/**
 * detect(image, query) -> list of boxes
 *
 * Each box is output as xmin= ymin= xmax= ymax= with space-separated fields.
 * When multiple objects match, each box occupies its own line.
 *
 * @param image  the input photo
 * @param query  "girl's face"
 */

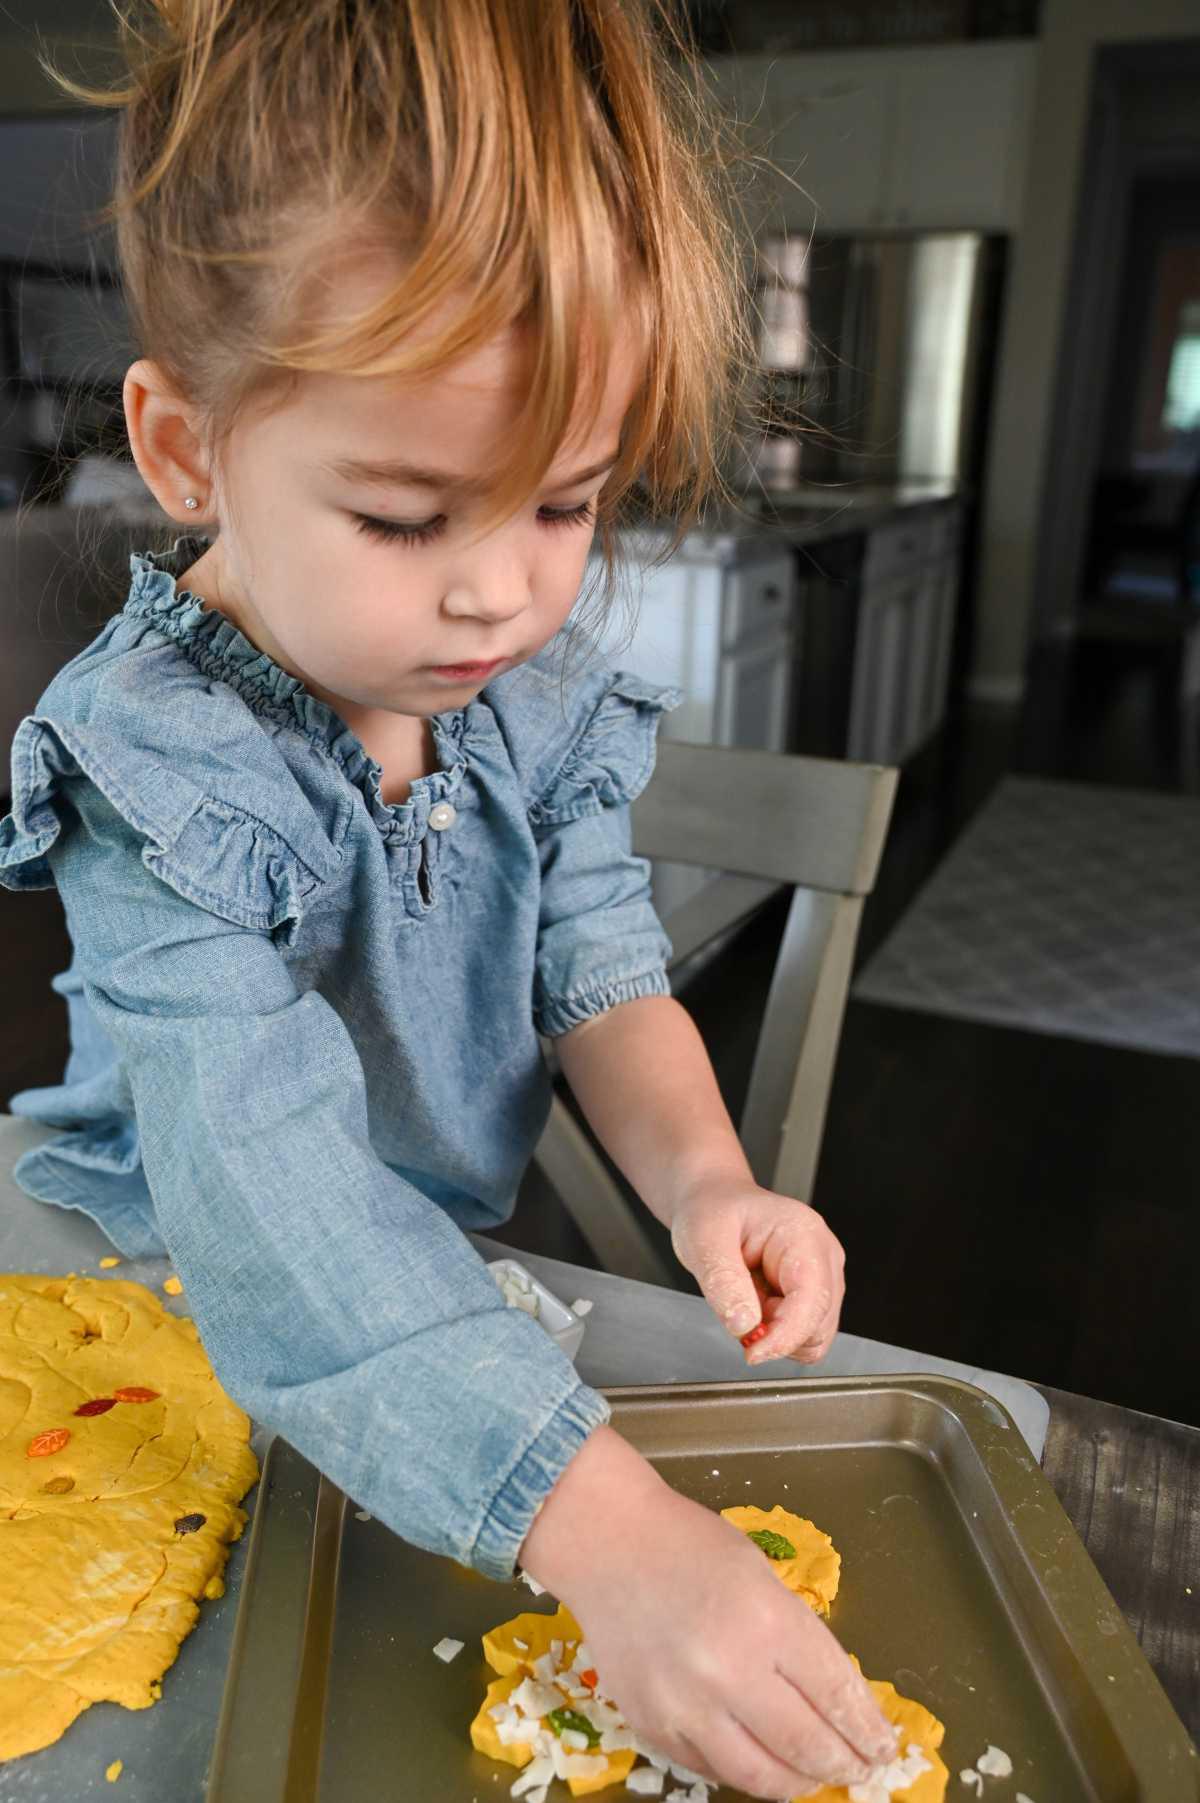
xmin=171 ymin=313 xmax=644 ymax=724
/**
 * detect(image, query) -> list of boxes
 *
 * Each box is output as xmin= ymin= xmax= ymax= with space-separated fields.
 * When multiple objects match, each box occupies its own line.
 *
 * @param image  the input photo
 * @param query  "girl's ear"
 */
xmin=122 ymin=358 xmax=212 ymax=523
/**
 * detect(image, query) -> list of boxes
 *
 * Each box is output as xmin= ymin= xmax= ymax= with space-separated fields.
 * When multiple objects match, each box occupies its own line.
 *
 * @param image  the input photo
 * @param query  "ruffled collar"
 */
xmin=123 ymin=535 xmax=470 ymax=845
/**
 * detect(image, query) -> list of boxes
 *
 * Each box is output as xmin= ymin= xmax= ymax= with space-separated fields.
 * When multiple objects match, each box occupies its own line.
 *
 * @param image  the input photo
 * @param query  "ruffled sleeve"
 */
xmin=1 ymin=714 xmax=337 ymax=948
xmin=527 ymin=669 xmax=683 ymax=827
xmin=526 ymin=668 xmax=683 ymax=1039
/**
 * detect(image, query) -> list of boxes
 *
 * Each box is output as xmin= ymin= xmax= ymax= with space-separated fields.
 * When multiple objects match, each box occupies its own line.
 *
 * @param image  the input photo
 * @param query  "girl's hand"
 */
xmin=521 ymin=1428 xmax=900 ymax=1798
xmin=669 ymin=1177 xmax=846 ymax=1366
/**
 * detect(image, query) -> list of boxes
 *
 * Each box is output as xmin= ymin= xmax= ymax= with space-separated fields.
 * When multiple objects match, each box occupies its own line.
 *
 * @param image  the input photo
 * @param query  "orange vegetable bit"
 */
xmin=740 ymin=1323 xmax=769 ymax=1347
xmin=27 ymin=1428 xmax=71 ymax=1458
xmin=580 ymin=1669 xmax=599 ymax=1689
xmin=113 ymin=1386 xmax=162 ymax=1404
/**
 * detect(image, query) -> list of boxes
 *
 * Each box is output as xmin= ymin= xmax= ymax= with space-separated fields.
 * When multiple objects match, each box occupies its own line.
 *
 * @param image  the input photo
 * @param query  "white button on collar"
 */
xmin=428 ymin=801 xmax=457 ymax=831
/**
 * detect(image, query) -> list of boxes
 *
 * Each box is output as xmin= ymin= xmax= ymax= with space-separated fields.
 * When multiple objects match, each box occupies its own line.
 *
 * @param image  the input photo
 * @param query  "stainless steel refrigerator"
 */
xmin=742 ymin=229 xmax=1008 ymax=492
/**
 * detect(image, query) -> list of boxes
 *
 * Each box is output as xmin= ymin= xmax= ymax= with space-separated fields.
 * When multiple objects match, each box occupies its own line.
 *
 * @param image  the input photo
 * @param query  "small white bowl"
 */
xmin=486 ymin=1257 xmax=587 ymax=1362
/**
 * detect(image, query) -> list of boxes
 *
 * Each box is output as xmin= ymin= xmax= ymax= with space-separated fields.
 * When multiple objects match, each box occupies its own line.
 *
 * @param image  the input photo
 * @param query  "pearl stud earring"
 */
xmin=184 ymin=496 xmax=200 ymax=510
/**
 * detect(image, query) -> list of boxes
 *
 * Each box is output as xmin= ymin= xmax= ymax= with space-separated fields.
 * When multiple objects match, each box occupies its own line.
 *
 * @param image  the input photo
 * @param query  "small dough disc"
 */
xmin=788 ymin=1655 xmax=948 ymax=1802
xmin=0 ymin=1273 xmax=259 ymax=1761
xmin=721 ymin=1503 xmax=841 ymax=1615
xmin=474 ymin=1605 xmax=636 ymax=1797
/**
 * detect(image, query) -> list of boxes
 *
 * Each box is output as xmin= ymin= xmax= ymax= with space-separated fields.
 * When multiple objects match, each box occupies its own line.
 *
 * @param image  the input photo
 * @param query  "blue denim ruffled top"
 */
xmin=0 ymin=534 xmax=682 ymax=1578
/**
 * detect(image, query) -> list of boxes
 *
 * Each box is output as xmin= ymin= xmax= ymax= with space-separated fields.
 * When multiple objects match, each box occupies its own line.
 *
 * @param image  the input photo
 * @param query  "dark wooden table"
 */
xmin=1036 ymin=1382 xmax=1200 ymax=1744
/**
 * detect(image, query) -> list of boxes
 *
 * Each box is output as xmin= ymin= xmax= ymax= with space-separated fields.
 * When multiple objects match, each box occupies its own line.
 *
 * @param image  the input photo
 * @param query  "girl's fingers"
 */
xmin=736 ymin=1676 xmax=886 ymax=1792
xmin=689 ymin=1707 xmax=832 ymax=1800
xmin=744 ymin=1275 xmax=842 ymax=1363
xmin=774 ymin=1627 xmax=900 ymax=1770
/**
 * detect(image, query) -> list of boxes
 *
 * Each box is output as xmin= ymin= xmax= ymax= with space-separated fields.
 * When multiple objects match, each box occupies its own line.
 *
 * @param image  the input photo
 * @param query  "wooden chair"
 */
xmin=531 ymin=741 xmax=899 ymax=1285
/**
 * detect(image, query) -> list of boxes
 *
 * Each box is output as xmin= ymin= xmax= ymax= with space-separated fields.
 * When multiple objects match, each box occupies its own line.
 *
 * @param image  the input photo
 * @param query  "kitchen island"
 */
xmin=0 ymin=1115 xmax=1194 ymax=1799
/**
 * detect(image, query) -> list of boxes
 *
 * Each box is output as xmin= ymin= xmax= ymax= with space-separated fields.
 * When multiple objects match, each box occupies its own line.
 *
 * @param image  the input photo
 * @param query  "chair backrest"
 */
xmin=631 ymin=739 xmax=896 ymax=894
xmin=630 ymin=740 xmax=898 ymax=1201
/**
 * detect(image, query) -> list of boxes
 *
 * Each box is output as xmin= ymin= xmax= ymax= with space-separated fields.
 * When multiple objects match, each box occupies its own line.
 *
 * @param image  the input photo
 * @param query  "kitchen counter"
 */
xmin=617 ymin=479 xmax=960 ymax=565
xmin=1 ymin=1115 xmax=1195 ymax=1798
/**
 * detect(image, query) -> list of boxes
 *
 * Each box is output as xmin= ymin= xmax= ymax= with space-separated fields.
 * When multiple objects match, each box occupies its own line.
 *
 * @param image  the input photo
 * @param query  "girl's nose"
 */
xmin=441 ymin=581 xmax=532 ymax=624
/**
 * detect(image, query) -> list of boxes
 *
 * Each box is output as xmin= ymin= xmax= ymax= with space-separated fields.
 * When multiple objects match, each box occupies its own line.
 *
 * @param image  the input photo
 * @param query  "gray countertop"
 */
xmin=617 ymin=480 xmax=960 ymax=565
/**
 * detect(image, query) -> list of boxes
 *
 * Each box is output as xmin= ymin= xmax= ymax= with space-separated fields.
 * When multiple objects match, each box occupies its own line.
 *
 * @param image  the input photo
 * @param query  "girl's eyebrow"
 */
xmin=321 ymin=451 xmax=620 ymax=492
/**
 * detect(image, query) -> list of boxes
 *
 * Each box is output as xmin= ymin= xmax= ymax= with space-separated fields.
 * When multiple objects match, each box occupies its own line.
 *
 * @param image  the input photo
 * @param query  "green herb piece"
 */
xmin=747 ymin=1528 xmax=796 ymax=1560
xmin=546 ymin=1707 xmax=601 ymax=1749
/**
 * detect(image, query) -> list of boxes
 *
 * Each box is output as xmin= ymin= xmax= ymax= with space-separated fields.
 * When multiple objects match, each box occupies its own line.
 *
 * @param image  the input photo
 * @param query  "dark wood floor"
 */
xmin=5 ymin=636 xmax=1198 ymax=1426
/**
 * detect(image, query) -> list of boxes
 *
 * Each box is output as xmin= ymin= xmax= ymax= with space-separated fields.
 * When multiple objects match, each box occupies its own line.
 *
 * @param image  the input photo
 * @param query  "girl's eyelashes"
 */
xmin=352 ymin=498 xmax=597 ymax=548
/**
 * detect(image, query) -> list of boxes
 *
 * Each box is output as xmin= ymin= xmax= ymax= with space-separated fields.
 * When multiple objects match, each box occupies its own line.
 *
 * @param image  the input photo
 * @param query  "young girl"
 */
xmin=1 ymin=1 xmax=898 ymax=1792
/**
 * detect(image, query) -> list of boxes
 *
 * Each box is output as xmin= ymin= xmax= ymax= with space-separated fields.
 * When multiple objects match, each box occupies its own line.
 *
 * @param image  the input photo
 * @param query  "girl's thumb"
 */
xmin=680 ymin=1225 xmax=761 ymax=1339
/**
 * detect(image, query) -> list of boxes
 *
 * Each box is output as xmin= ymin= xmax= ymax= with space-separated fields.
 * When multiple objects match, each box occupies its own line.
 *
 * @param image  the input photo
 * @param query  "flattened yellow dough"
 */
xmin=476 ymin=1606 xmax=636 ymax=1796
xmin=721 ymin=1504 xmax=841 ymax=1616
xmin=569 ymin=1746 xmax=637 ymax=1796
xmin=482 ymin=1602 xmax=583 ymax=1677
xmin=470 ymin=1672 xmax=535 ymax=1768
xmin=0 ymin=1273 xmax=259 ymax=1762
xmin=790 ymin=1656 xmax=948 ymax=1803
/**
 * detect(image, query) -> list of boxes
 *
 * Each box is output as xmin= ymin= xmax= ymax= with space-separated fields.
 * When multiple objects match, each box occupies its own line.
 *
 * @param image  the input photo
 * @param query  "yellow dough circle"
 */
xmin=721 ymin=1503 xmax=841 ymax=1616
xmin=789 ymin=1655 xmax=948 ymax=1803
xmin=0 ymin=1273 xmax=259 ymax=1762
xmin=473 ymin=1602 xmax=637 ymax=1797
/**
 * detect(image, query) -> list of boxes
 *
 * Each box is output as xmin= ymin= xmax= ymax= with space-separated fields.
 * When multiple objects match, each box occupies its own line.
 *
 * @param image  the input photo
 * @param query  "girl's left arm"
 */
xmin=556 ymin=994 xmax=847 ymax=1366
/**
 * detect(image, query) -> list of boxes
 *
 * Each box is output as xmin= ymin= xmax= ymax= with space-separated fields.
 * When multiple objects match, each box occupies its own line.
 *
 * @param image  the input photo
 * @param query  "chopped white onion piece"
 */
xmin=976 ymin=1746 xmax=1013 ymax=1778
xmin=668 ymin=1761 xmax=710 ymax=1788
xmin=570 ymin=1298 xmax=594 ymax=1315
xmin=496 ymin=1718 xmax=543 ymax=1747
xmin=626 ymin=1769 xmax=665 ymax=1795
xmin=847 ymin=1742 xmax=933 ymax=1802
xmin=432 ymin=1637 xmax=464 ymax=1663
xmin=510 ymin=1677 xmax=563 ymax=1719
xmin=510 ymin=1753 xmax=554 ymax=1799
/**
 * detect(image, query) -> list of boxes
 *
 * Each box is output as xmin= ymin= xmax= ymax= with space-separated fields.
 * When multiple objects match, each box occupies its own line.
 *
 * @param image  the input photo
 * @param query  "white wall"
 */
xmin=970 ymin=0 xmax=1200 ymax=703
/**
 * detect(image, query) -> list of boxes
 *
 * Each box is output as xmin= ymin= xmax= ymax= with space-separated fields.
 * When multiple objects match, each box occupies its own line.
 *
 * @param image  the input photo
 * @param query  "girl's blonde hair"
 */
xmin=42 ymin=0 xmax=764 ymax=662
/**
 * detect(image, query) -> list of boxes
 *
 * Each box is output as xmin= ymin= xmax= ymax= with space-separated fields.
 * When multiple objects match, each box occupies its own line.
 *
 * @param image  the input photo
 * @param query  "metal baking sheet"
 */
xmin=206 ymin=1375 xmax=1200 ymax=1803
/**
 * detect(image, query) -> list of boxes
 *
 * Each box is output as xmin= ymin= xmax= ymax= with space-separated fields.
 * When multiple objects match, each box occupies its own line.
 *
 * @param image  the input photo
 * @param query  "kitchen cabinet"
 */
xmin=590 ymin=539 xmax=796 ymax=920
xmin=794 ymin=501 xmax=963 ymax=767
xmin=595 ymin=499 xmax=962 ymax=919
xmin=593 ymin=542 xmax=796 ymax=756
xmin=704 ymin=41 xmax=1034 ymax=233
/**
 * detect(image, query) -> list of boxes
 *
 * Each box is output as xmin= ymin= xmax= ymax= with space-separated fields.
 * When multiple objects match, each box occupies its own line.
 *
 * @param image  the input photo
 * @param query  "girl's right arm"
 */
xmin=520 ymin=1425 xmax=899 ymax=1797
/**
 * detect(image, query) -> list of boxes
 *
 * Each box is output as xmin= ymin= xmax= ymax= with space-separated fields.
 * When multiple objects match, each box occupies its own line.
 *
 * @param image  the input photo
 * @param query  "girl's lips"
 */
xmin=427 ymin=658 xmax=506 ymax=679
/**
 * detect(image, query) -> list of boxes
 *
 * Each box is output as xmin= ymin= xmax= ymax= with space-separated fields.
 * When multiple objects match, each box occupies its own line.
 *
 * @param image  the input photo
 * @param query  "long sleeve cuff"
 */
xmin=468 ymin=1376 xmax=612 ymax=1579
